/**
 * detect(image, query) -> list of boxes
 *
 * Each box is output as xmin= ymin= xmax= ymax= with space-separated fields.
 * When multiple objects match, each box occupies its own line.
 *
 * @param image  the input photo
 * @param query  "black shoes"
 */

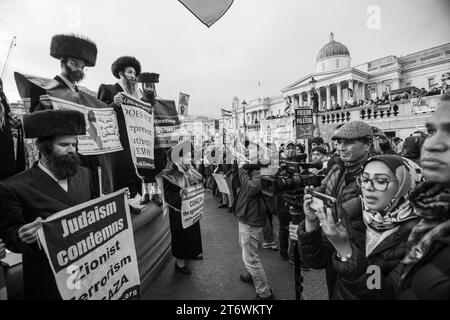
xmin=140 ymin=194 xmax=150 ymax=205
xmin=151 ymin=194 xmax=163 ymax=207
xmin=218 ymin=204 xmax=228 ymax=209
xmin=280 ymin=250 xmax=289 ymax=260
xmin=175 ymin=263 xmax=191 ymax=275
xmin=255 ymin=289 xmax=275 ymax=300
xmin=193 ymin=254 xmax=203 ymax=260
xmin=240 ymin=273 xmax=253 ymax=284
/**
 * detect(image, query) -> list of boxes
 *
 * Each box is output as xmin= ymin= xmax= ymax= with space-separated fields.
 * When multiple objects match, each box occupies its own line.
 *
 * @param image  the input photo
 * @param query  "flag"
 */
xmin=178 ymin=0 xmax=234 ymax=28
xmin=221 ymin=108 xmax=232 ymax=117
xmin=284 ymin=105 xmax=291 ymax=113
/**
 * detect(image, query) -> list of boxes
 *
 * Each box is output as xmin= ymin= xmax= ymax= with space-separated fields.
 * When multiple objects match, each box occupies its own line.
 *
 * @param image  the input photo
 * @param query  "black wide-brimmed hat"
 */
xmin=23 ymin=109 xmax=86 ymax=138
xmin=50 ymin=34 xmax=98 ymax=67
xmin=111 ymin=56 xmax=141 ymax=79
xmin=137 ymin=72 xmax=160 ymax=84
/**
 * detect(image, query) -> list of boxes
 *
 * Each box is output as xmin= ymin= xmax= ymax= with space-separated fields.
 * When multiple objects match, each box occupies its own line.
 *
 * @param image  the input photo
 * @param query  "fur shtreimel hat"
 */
xmin=111 ymin=56 xmax=141 ymax=79
xmin=137 ymin=72 xmax=160 ymax=84
xmin=23 ymin=109 xmax=86 ymax=138
xmin=50 ymin=34 xmax=98 ymax=67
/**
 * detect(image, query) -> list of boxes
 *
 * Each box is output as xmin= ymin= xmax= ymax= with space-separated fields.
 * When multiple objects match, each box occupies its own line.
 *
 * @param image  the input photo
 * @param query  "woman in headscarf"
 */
xmin=156 ymin=140 xmax=204 ymax=275
xmin=300 ymin=155 xmax=423 ymax=299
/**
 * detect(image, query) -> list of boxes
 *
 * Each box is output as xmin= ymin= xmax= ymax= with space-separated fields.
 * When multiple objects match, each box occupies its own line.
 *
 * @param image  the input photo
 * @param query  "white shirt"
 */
xmin=38 ymin=161 xmax=69 ymax=192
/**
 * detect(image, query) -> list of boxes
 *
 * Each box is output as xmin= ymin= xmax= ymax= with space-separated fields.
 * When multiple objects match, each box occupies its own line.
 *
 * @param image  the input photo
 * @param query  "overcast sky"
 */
xmin=1 ymin=0 xmax=449 ymax=117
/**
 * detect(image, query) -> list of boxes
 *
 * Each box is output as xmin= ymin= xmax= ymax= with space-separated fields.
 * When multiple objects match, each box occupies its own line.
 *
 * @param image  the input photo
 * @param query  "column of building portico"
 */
xmin=318 ymin=88 xmax=323 ymax=111
xmin=337 ymin=82 xmax=342 ymax=107
xmin=326 ymin=85 xmax=331 ymax=110
xmin=348 ymin=79 xmax=355 ymax=102
xmin=361 ymin=82 xmax=366 ymax=101
xmin=307 ymin=91 xmax=312 ymax=107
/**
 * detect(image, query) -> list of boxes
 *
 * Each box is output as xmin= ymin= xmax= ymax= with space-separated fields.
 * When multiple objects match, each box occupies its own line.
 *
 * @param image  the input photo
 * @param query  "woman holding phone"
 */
xmin=293 ymin=155 xmax=422 ymax=299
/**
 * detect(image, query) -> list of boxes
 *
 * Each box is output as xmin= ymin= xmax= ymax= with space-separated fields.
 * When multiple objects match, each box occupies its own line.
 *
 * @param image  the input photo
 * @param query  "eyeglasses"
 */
xmin=356 ymin=175 xmax=397 ymax=192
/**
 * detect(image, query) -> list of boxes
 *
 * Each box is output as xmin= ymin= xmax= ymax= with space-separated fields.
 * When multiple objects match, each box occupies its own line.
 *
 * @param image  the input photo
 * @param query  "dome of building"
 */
xmin=316 ymin=32 xmax=350 ymax=62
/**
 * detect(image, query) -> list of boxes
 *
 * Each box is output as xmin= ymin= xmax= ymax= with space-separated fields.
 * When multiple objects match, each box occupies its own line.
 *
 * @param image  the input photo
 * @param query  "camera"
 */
xmin=260 ymin=154 xmax=325 ymax=199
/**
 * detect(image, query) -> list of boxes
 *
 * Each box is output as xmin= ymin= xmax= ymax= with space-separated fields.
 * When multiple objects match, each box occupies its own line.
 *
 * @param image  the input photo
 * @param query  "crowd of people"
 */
xmin=0 ymin=32 xmax=449 ymax=301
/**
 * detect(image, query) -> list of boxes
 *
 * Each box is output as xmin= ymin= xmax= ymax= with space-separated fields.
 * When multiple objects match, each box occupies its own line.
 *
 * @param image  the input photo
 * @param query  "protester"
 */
xmin=402 ymin=134 xmax=426 ymax=165
xmin=297 ymin=155 xmax=422 ymax=299
xmin=0 ymin=109 xmax=93 ymax=300
xmin=157 ymin=141 xmax=203 ymax=275
xmin=235 ymin=161 xmax=274 ymax=300
xmin=311 ymin=136 xmax=325 ymax=149
xmin=398 ymin=93 xmax=450 ymax=299
xmin=137 ymin=72 xmax=162 ymax=205
xmin=372 ymin=127 xmax=396 ymax=155
xmin=0 ymin=78 xmax=21 ymax=181
xmin=98 ymin=56 xmax=142 ymax=197
xmin=311 ymin=146 xmax=329 ymax=175
xmin=290 ymin=120 xmax=373 ymax=298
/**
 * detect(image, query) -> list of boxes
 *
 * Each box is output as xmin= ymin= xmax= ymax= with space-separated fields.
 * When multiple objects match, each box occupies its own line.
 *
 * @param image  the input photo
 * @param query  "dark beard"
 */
xmin=144 ymin=91 xmax=156 ymax=105
xmin=125 ymin=79 xmax=136 ymax=95
xmin=64 ymin=65 xmax=85 ymax=83
xmin=48 ymin=152 xmax=80 ymax=180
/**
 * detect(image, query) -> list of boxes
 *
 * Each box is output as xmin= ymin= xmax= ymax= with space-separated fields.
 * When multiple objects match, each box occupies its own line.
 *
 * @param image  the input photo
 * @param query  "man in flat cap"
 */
xmin=290 ymin=120 xmax=373 ymax=299
xmin=97 ymin=57 xmax=142 ymax=198
xmin=31 ymin=34 xmax=98 ymax=112
xmin=0 ymin=109 xmax=93 ymax=300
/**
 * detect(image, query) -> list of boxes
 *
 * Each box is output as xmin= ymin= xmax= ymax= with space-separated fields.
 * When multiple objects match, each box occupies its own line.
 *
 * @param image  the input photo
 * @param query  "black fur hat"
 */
xmin=50 ymin=34 xmax=98 ymax=67
xmin=137 ymin=72 xmax=160 ymax=83
xmin=23 ymin=109 xmax=86 ymax=138
xmin=111 ymin=56 xmax=141 ymax=79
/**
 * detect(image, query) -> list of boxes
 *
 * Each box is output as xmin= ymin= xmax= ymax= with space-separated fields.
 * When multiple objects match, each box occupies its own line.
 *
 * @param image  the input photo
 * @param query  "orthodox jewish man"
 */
xmin=0 ymin=109 xmax=93 ymax=300
xmin=137 ymin=72 xmax=160 ymax=204
xmin=97 ymin=56 xmax=142 ymax=197
xmin=31 ymin=34 xmax=98 ymax=112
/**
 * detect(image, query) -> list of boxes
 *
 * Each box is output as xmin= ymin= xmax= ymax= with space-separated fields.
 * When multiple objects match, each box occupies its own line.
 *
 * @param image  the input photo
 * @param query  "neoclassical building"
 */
xmin=225 ymin=33 xmax=450 ymax=141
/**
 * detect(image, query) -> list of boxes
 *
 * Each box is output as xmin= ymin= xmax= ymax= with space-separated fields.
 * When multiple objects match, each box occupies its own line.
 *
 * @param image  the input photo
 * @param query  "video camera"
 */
xmin=260 ymin=154 xmax=325 ymax=199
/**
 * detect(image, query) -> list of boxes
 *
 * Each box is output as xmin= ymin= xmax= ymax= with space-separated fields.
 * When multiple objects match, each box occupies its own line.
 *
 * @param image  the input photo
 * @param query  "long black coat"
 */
xmin=0 ymin=165 xmax=92 ymax=300
xmin=0 ymin=93 xmax=16 ymax=180
xmin=97 ymin=83 xmax=140 ymax=196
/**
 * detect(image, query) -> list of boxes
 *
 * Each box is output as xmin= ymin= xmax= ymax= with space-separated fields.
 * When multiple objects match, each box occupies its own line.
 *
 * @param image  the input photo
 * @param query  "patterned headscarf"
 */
xmin=361 ymin=156 xmax=423 ymax=256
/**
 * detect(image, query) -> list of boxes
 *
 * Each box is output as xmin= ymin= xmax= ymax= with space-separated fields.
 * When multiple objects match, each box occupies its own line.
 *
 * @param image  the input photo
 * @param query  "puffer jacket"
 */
xmin=234 ymin=168 xmax=267 ymax=228
xmin=398 ymin=234 xmax=450 ymax=300
xmin=298 ymin=197 xmax=417 ymax=299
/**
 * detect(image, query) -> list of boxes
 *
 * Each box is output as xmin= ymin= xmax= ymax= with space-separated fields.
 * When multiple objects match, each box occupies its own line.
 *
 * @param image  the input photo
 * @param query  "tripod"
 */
xmin=290 ymin=207 xmax=304 ymax=300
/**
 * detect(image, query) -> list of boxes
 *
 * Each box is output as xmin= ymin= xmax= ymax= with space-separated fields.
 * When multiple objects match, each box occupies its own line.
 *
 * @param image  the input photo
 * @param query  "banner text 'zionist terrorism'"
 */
xmin=181 ymin=184 xmax=204 ymax=229
xmin=121 ymin=94 xmax=155 ymax=169
xmin=37 ymin=190 xmax=140 ymax=300
xmin=50 ymin=96 xmax=123 ymax=155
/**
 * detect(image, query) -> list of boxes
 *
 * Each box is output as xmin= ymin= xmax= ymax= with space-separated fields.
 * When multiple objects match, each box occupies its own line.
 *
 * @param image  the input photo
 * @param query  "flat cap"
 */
xmin=331 ymin=121 xmax=373 ymax=141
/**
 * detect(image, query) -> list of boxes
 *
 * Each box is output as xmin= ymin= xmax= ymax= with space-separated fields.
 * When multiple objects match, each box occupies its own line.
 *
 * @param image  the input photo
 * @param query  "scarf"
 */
xmin=402 ymin=181 xmax=450 ymax=265
xmin=362 ymin=156 xmax=422 ymax=256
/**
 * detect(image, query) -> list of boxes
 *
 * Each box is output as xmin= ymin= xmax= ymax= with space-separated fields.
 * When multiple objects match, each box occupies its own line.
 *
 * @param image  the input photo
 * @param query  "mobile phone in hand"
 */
xmin=308 ymin=190 xmax=340 ymax=222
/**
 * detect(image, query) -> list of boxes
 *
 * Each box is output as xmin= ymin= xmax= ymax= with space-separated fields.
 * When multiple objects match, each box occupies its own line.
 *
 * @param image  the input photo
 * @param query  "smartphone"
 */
xmin=308 ymin=190 xmax=340 ymax=222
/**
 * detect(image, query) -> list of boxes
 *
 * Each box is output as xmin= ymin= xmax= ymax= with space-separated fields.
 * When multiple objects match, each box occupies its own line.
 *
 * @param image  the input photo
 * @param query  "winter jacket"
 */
xmin=234 ymin=168 xmax=267 ymax=228
xmin=299 ymin=197 xmax=417 ymax=299
xmin=332 ymin=198 xmax=418 ymax=300
xmin=398 ymin=234 xmax=450 ymax=300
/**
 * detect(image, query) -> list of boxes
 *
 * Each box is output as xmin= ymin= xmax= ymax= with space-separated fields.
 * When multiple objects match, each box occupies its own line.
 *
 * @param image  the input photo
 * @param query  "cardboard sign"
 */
xmin=181 ymin=184 xmax=204 ymax=229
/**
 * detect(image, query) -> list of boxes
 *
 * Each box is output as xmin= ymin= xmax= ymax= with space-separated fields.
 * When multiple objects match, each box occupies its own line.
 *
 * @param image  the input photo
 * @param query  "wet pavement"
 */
xmin=142 ymin=189 xmax=328 ymax=300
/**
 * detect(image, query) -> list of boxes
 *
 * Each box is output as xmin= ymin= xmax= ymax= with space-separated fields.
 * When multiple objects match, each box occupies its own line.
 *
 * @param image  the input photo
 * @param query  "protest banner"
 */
xmin=212 ymin=173 xmax=230 ymax=195
xmin=44 ymin=95 xmax=123 ymax=155
xmin=14 ymin=72 xmax=123 ymax=156
xmin=178 ymin=92 xmax=190 ymax=116
xmin=37 ymin=189 xmax=140 ymax=300
xmin=121 ymin=93 xmax=155 ymax=169
xmin=295 ymin=107 xmax=314 ymax=139
xmin=154 ymin=99 xmax=181 ymax=149
xmin=181 ymin=184 xmax=204 ymax=229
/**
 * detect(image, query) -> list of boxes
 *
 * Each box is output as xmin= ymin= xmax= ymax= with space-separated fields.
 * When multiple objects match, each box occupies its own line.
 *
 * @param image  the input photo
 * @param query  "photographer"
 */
xmin=290 ymin=121 xmax=373 ymax=298
xmin=235 ymin=162 xmax=274 ymax=300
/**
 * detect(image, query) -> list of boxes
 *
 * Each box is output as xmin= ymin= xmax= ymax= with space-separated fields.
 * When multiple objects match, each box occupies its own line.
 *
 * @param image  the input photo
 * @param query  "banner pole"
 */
xmin=98 ymin=166 xmax=103 ymax=197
